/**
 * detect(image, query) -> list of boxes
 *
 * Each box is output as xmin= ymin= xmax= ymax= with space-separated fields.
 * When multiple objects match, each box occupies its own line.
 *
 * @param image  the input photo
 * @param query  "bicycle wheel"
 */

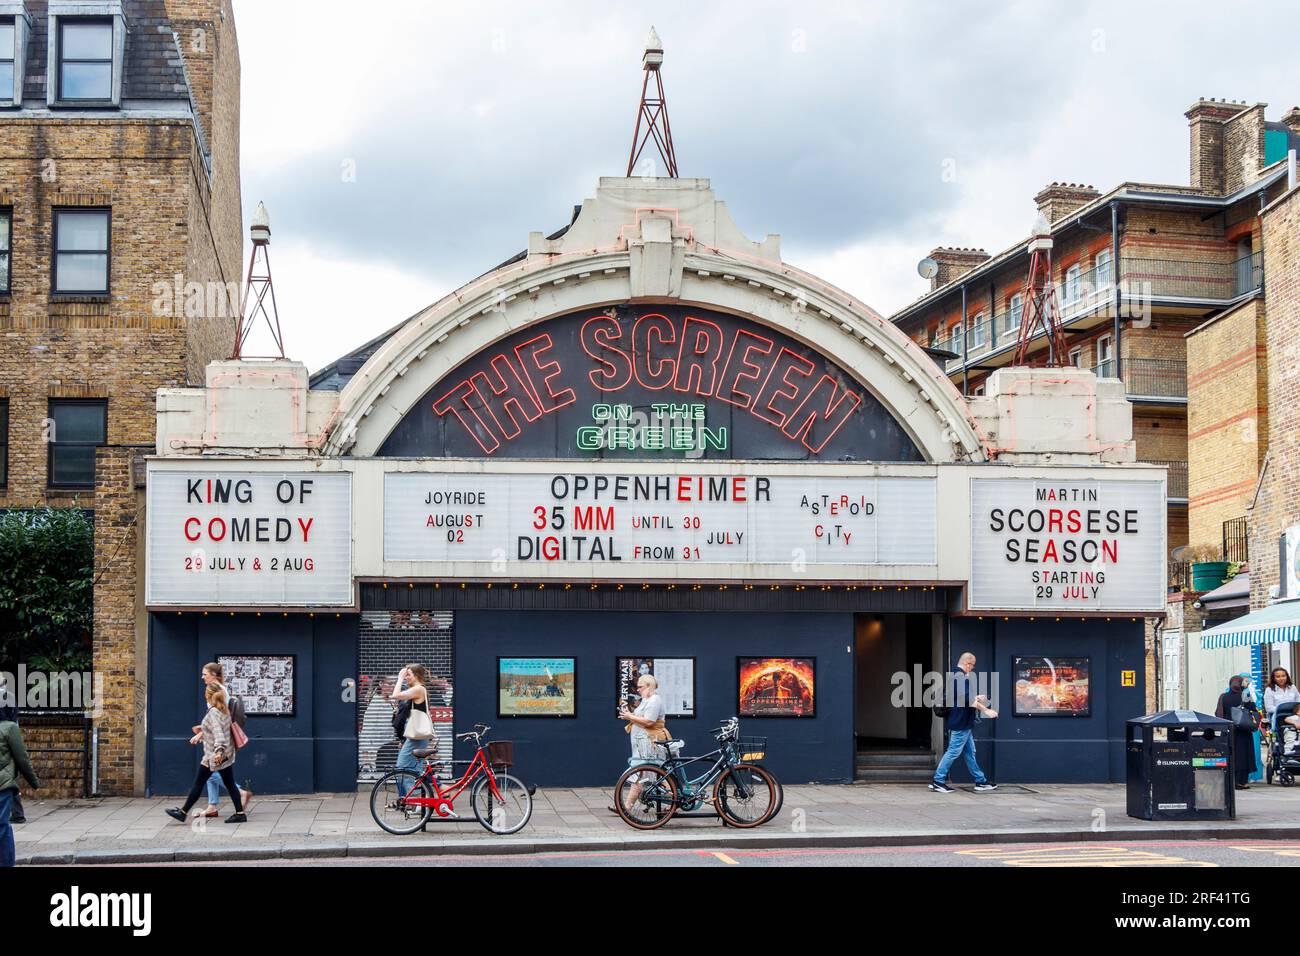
xmin=470 ymin=772 xmax=534 ymax=835
xmin=370 ymin=769 xmax=433 ymax=835
xmin=714 ymin=764 xmax=779 ymax=828
xmin=615 ymin=764 xmax=679 ymax=830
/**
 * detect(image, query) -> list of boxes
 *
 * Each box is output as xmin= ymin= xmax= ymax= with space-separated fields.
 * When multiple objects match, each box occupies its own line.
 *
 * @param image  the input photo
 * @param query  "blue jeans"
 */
xmin=395 ymin=737 xmax=428 ymax=794
xmin=933 ymin=729 xmax=988 ymax=786
xmin=1 ymin=788 xmax=15 ymax=868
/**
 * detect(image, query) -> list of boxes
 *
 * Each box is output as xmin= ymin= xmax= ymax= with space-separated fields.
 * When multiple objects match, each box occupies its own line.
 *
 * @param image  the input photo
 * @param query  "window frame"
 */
xmin=1005 ymin=292 xmax=1023 ymax=334
xmin=52 ymin=206 xmax=111 ymax=296
xmin=1095 ymin=334 xmax=1114 ymax=377
xmin=46 ymin=398 xmax=107 ymax=490
xmin=1094 ymin=248 xmax=1113 ymax=289
xmin=56 ymin=16 xmax=115 ymax=104
xmin=0 ymin=397 xmax=8 ymax=488
xmin=1069 ymin=347 xmax=1082 ymax=368
xmin=951 ymin=321 xmax=964 ymax=353
xmin=970 ymin=310 xmax=986 ymax=348
xmin=0 ymin=205 xmax=11 ymax=294
xmin=1063 ymin=263 xmax=1082 ymax=303
xmin=0 ymin=16 xmax=15 ymax=105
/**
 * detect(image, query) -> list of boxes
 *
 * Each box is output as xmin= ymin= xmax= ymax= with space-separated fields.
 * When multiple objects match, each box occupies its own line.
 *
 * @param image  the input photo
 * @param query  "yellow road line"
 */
xmin=956 ymin=846 xmax=1216 ymax=868
xmin=713 ymin=852 xmax=740 ymax=865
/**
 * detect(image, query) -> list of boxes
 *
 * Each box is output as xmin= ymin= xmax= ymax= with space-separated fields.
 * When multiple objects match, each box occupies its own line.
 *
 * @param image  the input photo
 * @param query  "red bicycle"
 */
xmin=369 ymin=723 xmax=533 ymax=835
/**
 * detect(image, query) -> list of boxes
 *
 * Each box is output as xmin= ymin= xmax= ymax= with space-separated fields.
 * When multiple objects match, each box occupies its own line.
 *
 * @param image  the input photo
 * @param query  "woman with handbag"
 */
xmin=1216 ymin=674 xmax=1261 ymax=790
xmin=393 ymin=665 xmax=435 ymax=794
xmin=194 ymin=662 xmax=252 ymax=818
xmin=165 ymin=685 xmax=246 ymax=824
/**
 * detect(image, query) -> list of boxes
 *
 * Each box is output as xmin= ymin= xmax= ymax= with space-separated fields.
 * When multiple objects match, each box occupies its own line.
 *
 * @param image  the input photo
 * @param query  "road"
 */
xmin=74 ymin=839 xmax=1300 ymax=867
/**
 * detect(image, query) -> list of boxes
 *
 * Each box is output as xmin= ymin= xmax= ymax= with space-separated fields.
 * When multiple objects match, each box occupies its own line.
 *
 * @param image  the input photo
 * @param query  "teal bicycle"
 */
xmin=614 ymin=717 xmax=782 ymax=830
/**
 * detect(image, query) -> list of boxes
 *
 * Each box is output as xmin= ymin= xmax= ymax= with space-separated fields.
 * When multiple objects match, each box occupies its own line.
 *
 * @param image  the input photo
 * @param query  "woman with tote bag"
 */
xmin=392 ymin=665 xmax=434 ymax=794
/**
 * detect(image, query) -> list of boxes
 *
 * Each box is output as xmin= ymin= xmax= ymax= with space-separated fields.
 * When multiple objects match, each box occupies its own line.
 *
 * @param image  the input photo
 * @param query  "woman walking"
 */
xmin=193 ymin=662 xmax=252 ymax=818
xmin=1215 ymin=674 xmax=1261 ymax=790
xmin=165 ymin=685 xmax=246 ymax=824
xmin=392 ymin=665 xmax=434 ymax=793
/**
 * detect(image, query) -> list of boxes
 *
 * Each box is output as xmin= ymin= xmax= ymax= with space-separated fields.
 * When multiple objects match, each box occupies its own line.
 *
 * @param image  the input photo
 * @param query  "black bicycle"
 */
xmin=614 ymin=717 xmax=782 ymax=830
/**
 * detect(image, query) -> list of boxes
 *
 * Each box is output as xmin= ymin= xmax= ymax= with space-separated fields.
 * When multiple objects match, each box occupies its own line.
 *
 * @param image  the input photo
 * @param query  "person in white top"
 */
xmin=1265 ymin=668 xmax=1300 ymax=731
xmin=619 ymin=675 xmax=667 ymax=809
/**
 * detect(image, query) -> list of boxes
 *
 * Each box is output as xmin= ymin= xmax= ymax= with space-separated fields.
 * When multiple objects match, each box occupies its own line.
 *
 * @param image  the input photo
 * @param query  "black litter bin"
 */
xmin=1126 ymin=709 xmax=1235 ymax=821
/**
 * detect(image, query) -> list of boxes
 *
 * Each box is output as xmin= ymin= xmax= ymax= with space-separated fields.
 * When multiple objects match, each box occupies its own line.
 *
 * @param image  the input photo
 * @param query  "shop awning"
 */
xmin=1200 ymin=599 xmax=1300 ymax=649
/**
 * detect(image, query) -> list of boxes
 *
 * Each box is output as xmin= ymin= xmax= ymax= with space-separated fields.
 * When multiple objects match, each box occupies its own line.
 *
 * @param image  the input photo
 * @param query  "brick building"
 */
xmin=890 ymin=98 xmax=1300 ymax=711
xmin=0 ymin=0 xmax=241 ymax=795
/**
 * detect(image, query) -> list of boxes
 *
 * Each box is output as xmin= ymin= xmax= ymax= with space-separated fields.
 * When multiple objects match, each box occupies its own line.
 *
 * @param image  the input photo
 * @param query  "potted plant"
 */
xmin=1183 ymin=544 xmax=1230 ymax=592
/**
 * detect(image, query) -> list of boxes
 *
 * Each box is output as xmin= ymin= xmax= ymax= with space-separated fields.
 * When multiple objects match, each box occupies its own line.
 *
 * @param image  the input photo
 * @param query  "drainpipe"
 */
xmin=961 ymin=284 xmax=969 ymax=396
xmin=989 ymin=281 xmax=996 ymax=352
xmin=1110 ymin=201 xmax=1122 ymax=381
xmin=1258 ymin=190 xmax=1267 ymax=296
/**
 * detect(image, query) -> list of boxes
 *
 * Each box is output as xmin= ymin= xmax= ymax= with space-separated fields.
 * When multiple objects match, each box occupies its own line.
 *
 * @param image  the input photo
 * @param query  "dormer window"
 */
xmin=46 ymin=2 xmax=126 ymax=108
xmin=0 ymin=2 xmax=33 ymax=106
xmin=58 ymin=18 xmax=112 ymax=100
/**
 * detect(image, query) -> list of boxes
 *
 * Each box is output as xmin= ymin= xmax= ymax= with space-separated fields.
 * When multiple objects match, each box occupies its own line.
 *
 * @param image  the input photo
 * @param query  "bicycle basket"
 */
xmin=486 ymin=740 xmax=514 ymax=768
xmin=734 ymin=736 xmax=767 ymax=762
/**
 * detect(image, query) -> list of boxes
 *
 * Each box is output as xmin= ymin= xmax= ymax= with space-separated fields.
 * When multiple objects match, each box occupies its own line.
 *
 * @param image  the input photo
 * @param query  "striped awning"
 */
xmin=1200 ymin=599 xmax=1300 ymax=649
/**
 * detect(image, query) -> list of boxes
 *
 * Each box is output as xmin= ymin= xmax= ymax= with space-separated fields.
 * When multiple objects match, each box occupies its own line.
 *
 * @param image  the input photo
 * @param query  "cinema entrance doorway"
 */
xmin=854 ymin=613 xmax=943 ymax=783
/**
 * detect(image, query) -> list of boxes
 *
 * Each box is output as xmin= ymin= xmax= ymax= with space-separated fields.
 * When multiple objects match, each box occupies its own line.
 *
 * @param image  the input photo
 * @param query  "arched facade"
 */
xmin=323 ymin=178 xmax=988 ymax=464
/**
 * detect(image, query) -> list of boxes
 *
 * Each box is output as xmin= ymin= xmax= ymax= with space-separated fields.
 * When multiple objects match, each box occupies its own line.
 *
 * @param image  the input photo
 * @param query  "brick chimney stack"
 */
xmin=1282 ymin=106 xmax=1300 ymax=137
xmin=1033 ymin=183 xmax=1101 ymax=224
xmin=927 ymin=247 xmax=990 ymax=291
xmin=1185 ymin=98 xmax=1249 ymax=194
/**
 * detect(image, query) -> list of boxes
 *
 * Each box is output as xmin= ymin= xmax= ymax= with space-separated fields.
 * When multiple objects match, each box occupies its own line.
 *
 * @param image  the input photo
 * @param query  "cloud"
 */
xmin=231 ymin=0 xmax=1298 ymax=370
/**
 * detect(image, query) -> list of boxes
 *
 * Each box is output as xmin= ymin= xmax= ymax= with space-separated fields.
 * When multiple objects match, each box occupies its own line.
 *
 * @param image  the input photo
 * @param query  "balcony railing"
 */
xmin=1119 ymin=358 xmax=1186 ymax=399
xmin=1120 ymin=253 xmax=1263 ymax=301
xmin=931 ymin=252 xmax=1263 ymax=374
xmin=1222 ymin=516 xmax=1248 ymax=565
xmin=1150 ymin=460 xmax=1188 ymax=499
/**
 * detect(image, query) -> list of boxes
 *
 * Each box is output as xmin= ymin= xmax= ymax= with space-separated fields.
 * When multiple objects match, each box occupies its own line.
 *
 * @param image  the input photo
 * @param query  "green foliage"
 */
xmin=0 ymin=508 xmax=94 ymax=672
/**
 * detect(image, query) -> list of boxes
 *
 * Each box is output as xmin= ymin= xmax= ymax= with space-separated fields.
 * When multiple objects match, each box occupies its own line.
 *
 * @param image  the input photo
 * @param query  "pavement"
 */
xmin=14 ymin=781 xmax=1300 ymax=865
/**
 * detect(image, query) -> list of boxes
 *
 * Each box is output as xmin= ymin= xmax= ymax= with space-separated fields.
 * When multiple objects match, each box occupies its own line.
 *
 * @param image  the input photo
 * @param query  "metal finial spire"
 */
xmin=232 ymin=201 xmax=287 ymax=360
xmin=625 ymin=26 xmax=679 ymax=178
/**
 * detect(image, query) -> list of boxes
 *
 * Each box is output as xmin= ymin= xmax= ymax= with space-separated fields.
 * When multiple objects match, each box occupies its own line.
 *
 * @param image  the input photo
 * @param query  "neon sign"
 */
xmin=575 ymin=403 xmax=728 ymax=452
xmin=378 ymin=305 xmax=923 ymax=463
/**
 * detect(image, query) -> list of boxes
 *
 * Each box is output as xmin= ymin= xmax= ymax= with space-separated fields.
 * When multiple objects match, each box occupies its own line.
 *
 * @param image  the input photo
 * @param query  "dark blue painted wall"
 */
xmin=147 ymin=613 xmax=357 ymax=796
xmin=453 ymin=610 xmax=856 ymax=787
xmin=945 ymin=617 xmax=1145 ymax=784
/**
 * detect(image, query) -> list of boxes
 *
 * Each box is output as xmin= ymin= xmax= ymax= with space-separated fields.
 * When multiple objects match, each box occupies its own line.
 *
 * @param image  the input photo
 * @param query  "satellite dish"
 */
xmin=917 ymin=257 xmax=939 ymax=280
xmin=1171 ymin=546 xmax=1189 ymax=563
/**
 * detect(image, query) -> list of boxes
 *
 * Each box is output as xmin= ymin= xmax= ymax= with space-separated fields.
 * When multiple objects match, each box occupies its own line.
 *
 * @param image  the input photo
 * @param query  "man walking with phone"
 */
xmin=930 ymin=652 xmax=998 ymax=794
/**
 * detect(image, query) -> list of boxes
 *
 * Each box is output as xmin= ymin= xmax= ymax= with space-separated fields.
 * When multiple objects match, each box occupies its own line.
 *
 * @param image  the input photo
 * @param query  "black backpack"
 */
xmin=931 ymin=704 xmax=952 ymax=720
xmin=392 ymin=700 xmax=412 ymax=741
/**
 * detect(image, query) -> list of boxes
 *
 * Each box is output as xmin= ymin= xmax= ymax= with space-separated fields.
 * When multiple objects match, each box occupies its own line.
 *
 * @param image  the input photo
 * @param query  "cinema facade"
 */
xmin=143 ymin=177 xmax=1166 ymax=795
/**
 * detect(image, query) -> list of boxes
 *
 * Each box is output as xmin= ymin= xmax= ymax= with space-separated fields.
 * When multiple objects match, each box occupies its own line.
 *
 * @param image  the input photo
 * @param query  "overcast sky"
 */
xmin=231 ymin=0 xmax=1297 ymax=372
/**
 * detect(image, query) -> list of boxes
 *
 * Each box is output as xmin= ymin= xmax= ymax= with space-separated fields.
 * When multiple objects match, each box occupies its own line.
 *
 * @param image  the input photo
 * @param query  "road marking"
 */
xmin=1231 ymin=844 xmax=1300 ymax=858
xmin=956 ymin=846 xmax=1216 ymax=867
xmin=713 ymin=852 xmax=740 ymax=865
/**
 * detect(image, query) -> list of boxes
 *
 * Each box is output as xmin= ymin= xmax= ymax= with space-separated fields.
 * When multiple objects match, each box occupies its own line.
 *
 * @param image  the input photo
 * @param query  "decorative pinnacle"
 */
xmin=643 ymin=26 xmax=664 ymax=70
xmin=250 ymin=201 xmax=271 ymax=245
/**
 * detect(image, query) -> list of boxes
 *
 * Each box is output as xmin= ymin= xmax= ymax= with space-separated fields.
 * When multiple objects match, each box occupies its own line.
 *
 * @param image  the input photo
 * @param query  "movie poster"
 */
xmin=616 ymin=658 xmax=696 ymax=718
xmin=219 ymin=655 xmax=295 ymax=716
xmin=498 ymin=657 xmax=577 ymax=717
xmin=737 ymin=657 xmax=816 ymax=717
xmin=1013 ymin=656 xmax=1091 ymax=716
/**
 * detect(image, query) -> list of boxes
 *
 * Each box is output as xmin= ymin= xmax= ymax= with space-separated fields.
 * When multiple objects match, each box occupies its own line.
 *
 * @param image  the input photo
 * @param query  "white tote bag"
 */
xmin=404 ymin=705 xmax=434 ymax=740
